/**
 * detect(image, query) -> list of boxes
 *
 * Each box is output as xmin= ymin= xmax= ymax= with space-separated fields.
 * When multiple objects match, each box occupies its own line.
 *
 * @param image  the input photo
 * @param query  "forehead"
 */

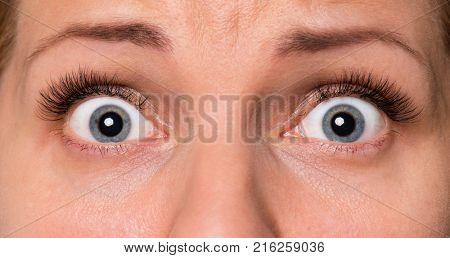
xmin=20 ymin=0 xmax=430 ymax=39
xmin=18 ymin=1 xmax=435 ymax=62
xmin=16 ymin=0 xmax=439 ymax=82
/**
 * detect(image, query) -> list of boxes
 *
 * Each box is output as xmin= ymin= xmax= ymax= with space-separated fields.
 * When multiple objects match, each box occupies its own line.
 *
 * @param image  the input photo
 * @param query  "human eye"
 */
xmin=282 ymin=71 xmax=421 ymax=153
xmin=300 ymin=96 xmax=385 ymax=143
xmin=38 ymin=69 xmax=167 ymax=155
xmin=69 ymin=96 xmax=155 ymax=143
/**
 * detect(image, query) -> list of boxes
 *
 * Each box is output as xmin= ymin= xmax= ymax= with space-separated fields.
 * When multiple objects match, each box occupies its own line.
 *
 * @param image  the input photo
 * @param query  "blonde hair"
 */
xmin=442 ymin=0 xmax=450 ymax=52
xmin=0 ymin=1 xmax=15 ymax=77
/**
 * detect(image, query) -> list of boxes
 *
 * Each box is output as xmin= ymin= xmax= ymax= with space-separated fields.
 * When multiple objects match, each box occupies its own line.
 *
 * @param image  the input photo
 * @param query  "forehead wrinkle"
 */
xmin=291 ymin=0 xmax=415 ymax=15
xmin=181 ymin=0 xmax=210 ymax=57
xmin=197 ymin=1 xmax=240 ymax=43
xmin=182 ymin=0 xmax=269 ymax=49
xmin=228 ymin=0 xmax=271 ymax=33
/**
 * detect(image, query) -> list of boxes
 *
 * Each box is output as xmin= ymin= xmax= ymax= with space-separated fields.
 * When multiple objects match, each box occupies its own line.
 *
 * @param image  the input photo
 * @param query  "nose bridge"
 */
xmin=169 ymin=141 xmax=275 ymax=237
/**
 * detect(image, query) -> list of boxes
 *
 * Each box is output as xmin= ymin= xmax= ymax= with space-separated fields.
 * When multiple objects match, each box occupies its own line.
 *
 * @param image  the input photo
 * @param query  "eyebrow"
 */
xmin=276 ymin=28 xmax=425 ymax=64
xmin=28 ymin=22 xmax=172 ymax=61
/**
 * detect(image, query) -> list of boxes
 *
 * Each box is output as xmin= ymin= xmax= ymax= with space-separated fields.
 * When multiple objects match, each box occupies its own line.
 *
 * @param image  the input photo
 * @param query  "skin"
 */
xmin=0 ymin=0 xmax=449 ymax=237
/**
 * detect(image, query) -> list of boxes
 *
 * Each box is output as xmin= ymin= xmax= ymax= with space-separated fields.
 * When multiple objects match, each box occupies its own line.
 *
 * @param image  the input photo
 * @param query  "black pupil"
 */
xmin=330 ymin=112 xmax=356 ymax=137
xmin=98 ymin=112 xmax=124 ymax=137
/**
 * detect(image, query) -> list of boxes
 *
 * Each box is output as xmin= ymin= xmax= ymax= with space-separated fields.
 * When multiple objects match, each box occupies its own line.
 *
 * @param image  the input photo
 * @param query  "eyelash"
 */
xmin=38 ymin=69 xmax=149 ymax=121
xmin=279 ymin=71 xmax=420 ymax=154
xmin=38 ymin=69 xmax=419 ymax=154
xmin=302 ymin=70 xmax=420 ymax=123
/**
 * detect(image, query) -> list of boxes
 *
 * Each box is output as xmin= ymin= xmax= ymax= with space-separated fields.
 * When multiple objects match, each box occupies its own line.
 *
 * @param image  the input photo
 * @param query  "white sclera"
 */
xmin=299 ymin=96 xmax=386 ymax=141
xmin=68 ymin=96 xmax=153 ymax=142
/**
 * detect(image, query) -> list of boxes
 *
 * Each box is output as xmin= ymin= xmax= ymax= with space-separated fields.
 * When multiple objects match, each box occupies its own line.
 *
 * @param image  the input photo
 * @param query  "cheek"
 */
xmin=260 ymin=142 xmax=448 ymax=237
xmin=389 ymin=141 xmax=450 ymax=236
xmin=2 ymin=165 xmax=179 ymax=237
xmin=18 ymin=191 xmax=171 ymax=237
xmin=0 ymin=132 xmax=181 ymax=237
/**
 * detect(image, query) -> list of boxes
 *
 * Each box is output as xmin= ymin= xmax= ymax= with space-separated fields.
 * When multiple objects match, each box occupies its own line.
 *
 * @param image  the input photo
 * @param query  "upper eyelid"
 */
xmin=291 ymin=72 xmax=420 ymax=123
xmin=39 ymin=69 xmax=420 ymax=125
xmin=37 ymin=70 xmax=150 ymax=121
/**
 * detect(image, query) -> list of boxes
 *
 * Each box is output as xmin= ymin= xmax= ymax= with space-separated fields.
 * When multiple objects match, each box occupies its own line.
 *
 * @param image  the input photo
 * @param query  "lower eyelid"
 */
xmin=59 ymin=130 xmax=169 ymax=158
xmin=284 ymin=128 xmax=394 ymax=159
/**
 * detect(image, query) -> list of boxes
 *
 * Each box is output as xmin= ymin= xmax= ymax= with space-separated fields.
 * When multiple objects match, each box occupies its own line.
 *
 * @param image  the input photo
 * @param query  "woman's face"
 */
xmin=0 ymin=0 xmax=448 ymax=237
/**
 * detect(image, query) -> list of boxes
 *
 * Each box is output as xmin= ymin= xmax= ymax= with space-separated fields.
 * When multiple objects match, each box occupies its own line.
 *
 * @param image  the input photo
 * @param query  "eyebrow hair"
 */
xmin=28 ymin=22 xmax=172 ymax=61
xmin=276 ymin=28 xmax=424 ymax=64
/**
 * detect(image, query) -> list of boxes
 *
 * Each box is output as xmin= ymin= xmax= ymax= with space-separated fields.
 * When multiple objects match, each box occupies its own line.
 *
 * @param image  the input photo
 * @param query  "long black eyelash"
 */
xmin=312 ymin=71 xmax=421 ymax=122
xmin=38 ymin=69 xmax=149 ymax=121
